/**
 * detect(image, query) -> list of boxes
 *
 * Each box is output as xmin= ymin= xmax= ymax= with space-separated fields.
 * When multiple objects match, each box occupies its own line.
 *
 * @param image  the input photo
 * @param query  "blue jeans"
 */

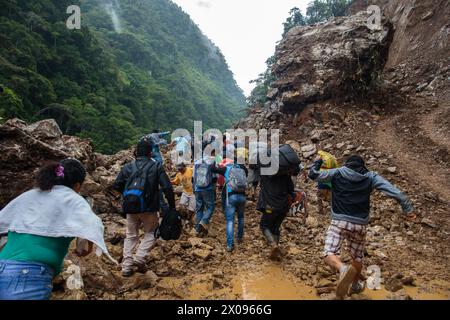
xmin=225 ymin=193 xmax=246 ymax=248
xmin=195 ymin=190 xmax=216 ymax=232
xmin=0 ymin=260 xmax=54 ymax=300
xmin=221 ymin=188 xmax=227 ymax=214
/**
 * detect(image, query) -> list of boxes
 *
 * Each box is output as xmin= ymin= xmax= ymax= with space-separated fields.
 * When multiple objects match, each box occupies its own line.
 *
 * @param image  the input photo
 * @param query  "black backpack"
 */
xmin=155 ymin=208 xmax=182 ymax=241
xmin=122 ymin=161 xmax=153 ymax=214
xmin=279 ymin=144 xmax=301 ymax=169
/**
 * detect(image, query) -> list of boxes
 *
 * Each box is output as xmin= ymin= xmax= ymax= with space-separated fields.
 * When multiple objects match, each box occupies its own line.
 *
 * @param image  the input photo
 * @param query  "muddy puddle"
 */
xmin=159 ymin=264 xmax=450 ymax=300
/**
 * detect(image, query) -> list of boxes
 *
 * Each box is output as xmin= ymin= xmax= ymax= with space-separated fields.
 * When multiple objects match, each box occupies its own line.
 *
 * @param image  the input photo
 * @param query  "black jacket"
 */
xmin=257 ymin=174 xmax=295 ymax=213
xmin=113 ymin=157 xmax=175 ymax=213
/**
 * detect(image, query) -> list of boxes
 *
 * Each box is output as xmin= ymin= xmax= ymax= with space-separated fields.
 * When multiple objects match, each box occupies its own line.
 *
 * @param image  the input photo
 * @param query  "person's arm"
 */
xmin=158 ymin=165 xmax=176 ymax=208
xmin=308 ymin=159 xmax=338 ymax=183
xmin=171 ymin=173 xmax=181 ymax=186
xmin=112 ymin=166 xmax=129 ymax=194
xmin=372 ymin=173 xmax=415 ymax=215
xmin=159 ymin=131 xmax=170 ymax=138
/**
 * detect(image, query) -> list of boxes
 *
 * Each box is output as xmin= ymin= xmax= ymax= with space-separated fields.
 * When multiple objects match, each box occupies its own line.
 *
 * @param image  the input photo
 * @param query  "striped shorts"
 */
xmin=323 ymin=220 xmax=367 ymax=263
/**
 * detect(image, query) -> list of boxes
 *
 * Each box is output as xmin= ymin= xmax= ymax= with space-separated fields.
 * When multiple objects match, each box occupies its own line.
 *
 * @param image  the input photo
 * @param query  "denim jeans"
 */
xmin=221 ymin=188 xmax=227 ymax=214
xmin=0 ymin=260 xmax=54 ymax=300
xmin=225 ymin=193 xmax=246 ymax=248
xmin=195 ymin=190 xmax=216 ymax=231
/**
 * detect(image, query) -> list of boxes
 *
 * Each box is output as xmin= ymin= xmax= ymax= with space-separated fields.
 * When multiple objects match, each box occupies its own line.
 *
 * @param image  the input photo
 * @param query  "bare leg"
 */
xmin=352 ymin=260 xmax=363 ymax=283
xmin=324 ymin=254 xmax=344 ymax=272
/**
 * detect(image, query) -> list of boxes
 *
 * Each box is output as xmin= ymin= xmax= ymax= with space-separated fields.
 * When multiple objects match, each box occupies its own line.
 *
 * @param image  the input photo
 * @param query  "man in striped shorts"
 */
xmin=309 ymin=155 xmax=416 ymax=299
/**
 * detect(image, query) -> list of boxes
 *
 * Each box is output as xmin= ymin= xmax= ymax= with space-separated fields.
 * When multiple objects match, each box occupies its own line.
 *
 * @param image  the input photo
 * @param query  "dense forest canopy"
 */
xmin=0 ymin=0 xmax=245 ymax=154
xmin=247 ymin=0 xmax=352 ymax=108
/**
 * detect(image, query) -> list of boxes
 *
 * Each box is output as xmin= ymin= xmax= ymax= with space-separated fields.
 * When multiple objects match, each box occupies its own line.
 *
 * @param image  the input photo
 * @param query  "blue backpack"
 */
xmin=122 ymin=161 xmax=154 ymax=214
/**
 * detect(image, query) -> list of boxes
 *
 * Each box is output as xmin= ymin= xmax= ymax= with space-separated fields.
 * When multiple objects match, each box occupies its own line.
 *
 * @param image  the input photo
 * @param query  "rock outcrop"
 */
xmin=269 ymin=11 xmax=393 ymax=113
xmin=0 ymin=119 xmax=96 ymax=207
xmin=0 ymin=118 xmax=133 ymax=214
xmin=349 ymin=0 xmax=450 ymax=100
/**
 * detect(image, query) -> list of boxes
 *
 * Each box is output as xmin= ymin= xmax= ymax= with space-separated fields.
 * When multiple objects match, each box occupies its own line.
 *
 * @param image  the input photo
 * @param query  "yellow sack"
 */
xmin=236 ymin=147 xmax=249 ymax=161
xmin=318 ymin=150 xmax=338 ymax=169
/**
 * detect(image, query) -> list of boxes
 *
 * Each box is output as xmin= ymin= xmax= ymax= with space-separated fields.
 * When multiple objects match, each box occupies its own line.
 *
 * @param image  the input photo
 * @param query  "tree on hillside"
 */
xmin=247 ymin=56 xmax=276 ymax=107
xmin=306 ymin=0 xmax=352 ymax=24
xmin=282 ymin=7 xmax=307 ymax=36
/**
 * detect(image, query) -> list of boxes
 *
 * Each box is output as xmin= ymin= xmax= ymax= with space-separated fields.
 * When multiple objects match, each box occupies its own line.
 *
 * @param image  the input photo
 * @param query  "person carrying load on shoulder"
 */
xmin=257 ymin=144 xmax=303 ymax=261
xmin=316 ymin=150 xmax=339 ymax=215
xmin=0 ymin=159 xmax=113 ymax=300
xmin=113 ymin=137 xmax=176 ymax=277
xmin=308 ymin=154 xmax=416 ymax=299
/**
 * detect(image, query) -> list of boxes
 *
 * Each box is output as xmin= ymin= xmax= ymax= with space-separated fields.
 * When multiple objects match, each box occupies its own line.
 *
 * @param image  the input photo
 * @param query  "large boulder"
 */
xmin=269 ymin=11 xmax=393 ymax=113
xmin=0 ymin=119 xmax=96 ymax=207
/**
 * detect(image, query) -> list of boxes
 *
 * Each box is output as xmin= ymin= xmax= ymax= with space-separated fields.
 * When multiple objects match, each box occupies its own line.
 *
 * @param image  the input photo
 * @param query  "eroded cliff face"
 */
xmin=0 ymin=1 xmax=449 ymax=301
xmin=268 ymin=11 xmax=393 ymax=113
xmin=349 ymin=0 xmax=450 ymax=101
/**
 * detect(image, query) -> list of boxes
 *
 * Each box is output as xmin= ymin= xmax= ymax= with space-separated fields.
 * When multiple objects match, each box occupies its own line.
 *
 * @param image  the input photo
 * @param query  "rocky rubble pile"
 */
xmin=0 ymin=118 xmax=138 ymax=213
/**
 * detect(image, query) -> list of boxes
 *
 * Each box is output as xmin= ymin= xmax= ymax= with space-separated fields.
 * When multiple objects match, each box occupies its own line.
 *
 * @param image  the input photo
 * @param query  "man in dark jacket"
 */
xmin=257 ymin=169 xmax=297 ymax=261
xmin=309 ymin=154 xmax=416 ymax=298
xmin=113 ymin=138 xmax=175 ymax=277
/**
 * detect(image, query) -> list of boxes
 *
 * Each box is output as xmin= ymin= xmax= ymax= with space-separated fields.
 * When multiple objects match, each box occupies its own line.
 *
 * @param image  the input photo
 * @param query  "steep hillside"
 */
xmin=0 ymin=0 xmax=448 ymax=301
xmin=0 ymin=0 xmax=245 ymax=154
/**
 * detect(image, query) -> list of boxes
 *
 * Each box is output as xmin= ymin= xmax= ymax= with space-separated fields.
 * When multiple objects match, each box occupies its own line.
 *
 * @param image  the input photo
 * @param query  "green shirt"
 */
xmin=0 ymin=232 xmax=74 ymax=275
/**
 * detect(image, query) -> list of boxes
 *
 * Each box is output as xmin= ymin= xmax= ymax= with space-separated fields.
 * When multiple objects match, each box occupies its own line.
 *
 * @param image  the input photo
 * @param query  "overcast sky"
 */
xmin=171 ymin=0 xmax=309 ymax=96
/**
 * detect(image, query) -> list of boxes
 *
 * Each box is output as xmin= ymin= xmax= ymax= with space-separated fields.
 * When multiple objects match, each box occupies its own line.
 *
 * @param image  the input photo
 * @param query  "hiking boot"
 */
xmin=135 ymin=261 xmax=148 ymax=274
xmin=199 ymin=222 xmax=209 ymax=236
xmin=269 ymin=245 xmax=282 ymax=261
xmin=226 ymin=246 xmax=234 ymax=253
xmin=336 ymin=265 xmax=358 ymax=299
xmin=236 ymin=238 xmax=243 ymax=245
xmin=349 ymin=281 xmax=366 ymax=295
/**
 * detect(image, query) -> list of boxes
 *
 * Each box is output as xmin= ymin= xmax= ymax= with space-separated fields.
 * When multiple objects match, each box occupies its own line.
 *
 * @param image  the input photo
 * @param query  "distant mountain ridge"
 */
xmin=0 ymin=0 xmax=245 ymax=153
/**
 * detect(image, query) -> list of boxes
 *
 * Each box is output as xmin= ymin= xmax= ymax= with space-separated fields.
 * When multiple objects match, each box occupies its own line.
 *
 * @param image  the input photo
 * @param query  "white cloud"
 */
xmin=172 ymin=0 xmax=309 ymax=96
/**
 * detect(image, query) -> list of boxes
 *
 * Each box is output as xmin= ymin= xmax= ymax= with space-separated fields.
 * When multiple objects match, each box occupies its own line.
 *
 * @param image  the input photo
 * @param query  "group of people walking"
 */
xmin=0 ymin=132 xmax=416 ymax=300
